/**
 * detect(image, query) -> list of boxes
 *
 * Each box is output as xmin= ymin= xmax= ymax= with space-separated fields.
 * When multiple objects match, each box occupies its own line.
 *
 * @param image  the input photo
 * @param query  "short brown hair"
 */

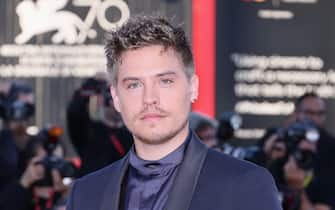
xmin=105 ymin=15 xmax=194 ymax=86
xmin=295 ymin=91 xmax=320 ymax=112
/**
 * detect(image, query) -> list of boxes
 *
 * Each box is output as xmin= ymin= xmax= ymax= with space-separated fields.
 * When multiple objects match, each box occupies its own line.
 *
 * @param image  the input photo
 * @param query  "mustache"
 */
xmin=136 ymin=106 xmax=168 ymax=118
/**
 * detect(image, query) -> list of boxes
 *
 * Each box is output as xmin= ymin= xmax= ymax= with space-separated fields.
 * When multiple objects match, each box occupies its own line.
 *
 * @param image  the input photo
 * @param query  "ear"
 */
xmin=189 ymin=74 xmax=199 ymax=103
xmin=110 ymin=86 xmax=121 ymax=112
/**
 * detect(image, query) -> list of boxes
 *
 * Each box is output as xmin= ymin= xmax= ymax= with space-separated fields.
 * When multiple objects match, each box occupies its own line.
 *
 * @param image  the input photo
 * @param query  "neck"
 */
xmin=133 ymin=125 xmax=189 ymax=161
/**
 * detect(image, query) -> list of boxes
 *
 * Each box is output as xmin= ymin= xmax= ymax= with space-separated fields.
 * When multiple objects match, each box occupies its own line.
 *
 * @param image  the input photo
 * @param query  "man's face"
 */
xmin=296 ymin=97 xmax=326 ymax=127
xmin=111 ymin=45 xmax=198 ymax=145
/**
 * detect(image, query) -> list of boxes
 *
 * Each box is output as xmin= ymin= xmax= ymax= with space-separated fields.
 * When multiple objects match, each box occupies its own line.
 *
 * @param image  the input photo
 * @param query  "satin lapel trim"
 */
xmin=100 ymin=154 xmax=130 ymax=210
xmin=163 ymin=134 xmax=208 ymax=210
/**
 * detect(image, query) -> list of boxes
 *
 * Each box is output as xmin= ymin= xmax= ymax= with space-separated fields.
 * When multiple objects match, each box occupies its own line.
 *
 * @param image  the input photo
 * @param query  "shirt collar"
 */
xmin=129 ymin=129 xmax=192 ymax=177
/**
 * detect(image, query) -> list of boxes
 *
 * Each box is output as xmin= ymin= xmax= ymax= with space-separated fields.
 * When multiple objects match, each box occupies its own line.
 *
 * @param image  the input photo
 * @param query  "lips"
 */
xmin=140 ymin=113 xmax=165 ymax=120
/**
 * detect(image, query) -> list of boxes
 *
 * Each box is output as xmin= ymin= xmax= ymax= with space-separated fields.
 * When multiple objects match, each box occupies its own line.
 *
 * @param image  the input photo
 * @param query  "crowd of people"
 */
xmin=0 ymin=81 xmax=73 ymax=210
xmin=0 ymin=78 xmax=133 ymax=210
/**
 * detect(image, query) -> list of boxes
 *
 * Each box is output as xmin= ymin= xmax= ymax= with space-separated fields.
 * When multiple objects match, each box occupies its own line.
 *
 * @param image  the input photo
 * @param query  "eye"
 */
xmin=126 ymin=81 xmax=141 ymax=89
xmin=160 ymin=78 xmax=174 ymax=85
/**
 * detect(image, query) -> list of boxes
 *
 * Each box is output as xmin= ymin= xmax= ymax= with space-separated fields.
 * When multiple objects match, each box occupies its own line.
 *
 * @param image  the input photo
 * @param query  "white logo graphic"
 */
xmin=15 ymin=0 xmax=130 ymax=44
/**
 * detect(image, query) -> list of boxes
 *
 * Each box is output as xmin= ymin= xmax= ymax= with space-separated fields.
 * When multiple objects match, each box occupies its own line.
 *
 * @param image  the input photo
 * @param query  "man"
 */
xmin=66 ymin=16 xmax=281 ymax=210
xmin=67 ymin=74 xmax=133 ymax=177
xmin=0 ymin=81 xmax=35 ymax=188
xmin=259 ymin=92 xmax=335 ymax=210
xmin=292 ymin=92 xmax=335 ymax=209
xmin=294 ymin=92 xmax=326 ymax=128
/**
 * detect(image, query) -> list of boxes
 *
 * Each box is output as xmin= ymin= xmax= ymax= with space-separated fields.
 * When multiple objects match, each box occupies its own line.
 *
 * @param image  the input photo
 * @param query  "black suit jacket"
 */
xmin=66 ymin=132 xmax=282 ymax=210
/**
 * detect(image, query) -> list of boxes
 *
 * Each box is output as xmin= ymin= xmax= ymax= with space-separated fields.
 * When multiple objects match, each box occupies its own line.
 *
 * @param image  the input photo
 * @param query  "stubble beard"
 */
xmin=132 ymin=114 xmax=189 ymax=146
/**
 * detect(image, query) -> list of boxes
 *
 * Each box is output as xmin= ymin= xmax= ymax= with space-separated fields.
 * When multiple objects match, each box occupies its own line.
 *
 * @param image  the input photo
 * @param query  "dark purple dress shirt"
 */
xmin=121 ymin=135 xmax=190 ymax=210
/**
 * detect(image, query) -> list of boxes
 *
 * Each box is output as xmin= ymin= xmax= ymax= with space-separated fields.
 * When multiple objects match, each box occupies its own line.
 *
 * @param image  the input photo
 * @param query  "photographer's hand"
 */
xmin=284 ymin=157 xmax=316 ymax=210
xmin=263 ymin=134 xmax=278 ymax=156
xmin=299 ymin=191 xmax=332 ymax=210
xmin=20 ymin=156 xmax=45 ymax=188
xmin=51 ymin=169 xmax=68 ymax=193
xmin=284 ymin=156 xmax=306 ymax=191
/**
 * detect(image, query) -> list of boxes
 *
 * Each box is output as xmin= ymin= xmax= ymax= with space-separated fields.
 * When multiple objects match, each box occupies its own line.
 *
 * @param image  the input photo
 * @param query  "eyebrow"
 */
xmin=121 ymin=71 xmax=177 ymax=83
xmin=155 ymin=71 xmax=177 ymax=77
xmin=121 ymin=77 xmax=140 ymax=84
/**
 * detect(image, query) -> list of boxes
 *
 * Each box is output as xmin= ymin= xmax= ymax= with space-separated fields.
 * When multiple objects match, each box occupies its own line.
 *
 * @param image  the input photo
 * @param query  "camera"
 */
xmin=37 ymin=155 xmax=77 ymax=184
xmin=214 ymin=112 xmax=260 ymax=161
xmin=0 ymin=82 xmax=35 ymax=121
xmin=34 ymin=126 xmax=77 ymax=186
xmin=277 ymin=120 xmax=319 ymax=170
xmin=0 ymin=100 xmax=35 ymax=121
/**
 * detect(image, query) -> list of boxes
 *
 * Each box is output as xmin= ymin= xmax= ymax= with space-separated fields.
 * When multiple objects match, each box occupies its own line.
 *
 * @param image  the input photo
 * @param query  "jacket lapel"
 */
xmin=99 ymin=132 xmax=208 ymax=210
xmin=163 ymin=133 xmax=208 ymax=210
xmin=100 ymin=154 xmax=130 ymax=210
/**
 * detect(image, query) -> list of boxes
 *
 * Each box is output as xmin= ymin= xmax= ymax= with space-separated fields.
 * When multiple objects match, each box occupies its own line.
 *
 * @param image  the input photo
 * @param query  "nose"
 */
xmin=143 ymin=82 xmax=159 ymax=106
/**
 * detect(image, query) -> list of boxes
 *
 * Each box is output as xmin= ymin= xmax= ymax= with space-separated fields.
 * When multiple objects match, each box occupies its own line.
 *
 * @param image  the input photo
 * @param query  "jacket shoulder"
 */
xmin=204 ymin=149 xmax=274 ymax=181
xmin=197 ymin=149 xmax=282 ymax=210
xmin=66 ymin=158 xmax=126 ymax=210
xmin=77 ymin=157 xmax=124 ymax=186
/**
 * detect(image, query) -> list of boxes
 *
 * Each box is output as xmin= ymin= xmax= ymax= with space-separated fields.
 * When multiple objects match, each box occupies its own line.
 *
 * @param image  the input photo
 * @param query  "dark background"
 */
xmin=216 ymin=0 xmax=335 ymax=137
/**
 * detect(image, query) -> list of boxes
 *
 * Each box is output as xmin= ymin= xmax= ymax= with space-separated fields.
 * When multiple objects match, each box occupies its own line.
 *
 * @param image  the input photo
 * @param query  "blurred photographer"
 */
xmin=0 ymin=81 xmax=35 ymax=189
xmin=67 ymin=73 xmax=133 ymax=177
xmin=262 ymin=120 xmax=324 ymax=210
xmin=189 ymin=112 xmax=218 ymax=148
xmin=292 ymin=92 xmax=335 ymax=209
xmin=259 ymin=92 xmax=335 ymax=210
xmin=0 ymin=125 xmax=76 ymax=210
